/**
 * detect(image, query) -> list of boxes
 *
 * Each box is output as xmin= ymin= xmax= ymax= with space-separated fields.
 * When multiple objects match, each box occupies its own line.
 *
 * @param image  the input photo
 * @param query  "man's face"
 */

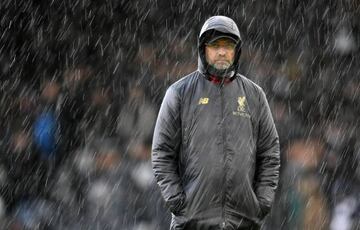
xmin=205 ymin=38 xmax=236 ymax=70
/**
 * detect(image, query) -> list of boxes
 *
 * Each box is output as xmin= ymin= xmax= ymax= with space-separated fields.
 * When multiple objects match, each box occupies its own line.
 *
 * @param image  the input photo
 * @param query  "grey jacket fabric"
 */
xmin=152 ymin=16 xmax=280 ymax=230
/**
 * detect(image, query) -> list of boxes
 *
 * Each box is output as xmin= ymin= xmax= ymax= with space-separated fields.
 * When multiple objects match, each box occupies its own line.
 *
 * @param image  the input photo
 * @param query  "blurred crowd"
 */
xmin=0 ymin=0 xmax=360 ymax=229
xmin=0 ymin=66 xmax=169 ymax=229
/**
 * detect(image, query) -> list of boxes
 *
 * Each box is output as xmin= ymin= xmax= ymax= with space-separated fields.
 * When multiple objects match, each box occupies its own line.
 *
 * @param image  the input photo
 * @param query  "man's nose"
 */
xmin=217 ymin=47 xmax=226 ymax=55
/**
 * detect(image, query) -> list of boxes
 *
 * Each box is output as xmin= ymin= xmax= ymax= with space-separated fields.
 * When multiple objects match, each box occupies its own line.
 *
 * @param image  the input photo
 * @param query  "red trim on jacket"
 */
xmin=209 ymin=75 xmax=232 ymax=85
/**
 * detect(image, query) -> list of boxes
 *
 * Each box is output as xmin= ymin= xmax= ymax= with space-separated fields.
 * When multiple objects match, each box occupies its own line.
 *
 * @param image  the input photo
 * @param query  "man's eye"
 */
xmin=207 ymin=44 xmax=219 ymax=48
xmin=206 ymin=43 xmax=235 ymax=49
xmin=225 ymin=45 xmax=235 ymax=49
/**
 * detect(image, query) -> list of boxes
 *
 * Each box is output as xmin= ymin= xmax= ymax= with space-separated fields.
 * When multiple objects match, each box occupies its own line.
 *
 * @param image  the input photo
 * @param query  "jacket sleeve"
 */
xmin=255 ymin=89 xmax=280 ymax=218
xmin=151 ymin=86 xmax=185 ymax=214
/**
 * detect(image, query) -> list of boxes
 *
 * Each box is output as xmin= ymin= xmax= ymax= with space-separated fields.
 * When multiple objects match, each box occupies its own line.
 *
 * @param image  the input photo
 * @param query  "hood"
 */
xmin=198 ymin=15 xmax=242 ymax=78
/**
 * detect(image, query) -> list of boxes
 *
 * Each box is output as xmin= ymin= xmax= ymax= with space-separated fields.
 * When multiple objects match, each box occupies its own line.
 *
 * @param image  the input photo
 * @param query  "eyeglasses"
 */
xmin=205 ymin=42 xmax=236 ymax=50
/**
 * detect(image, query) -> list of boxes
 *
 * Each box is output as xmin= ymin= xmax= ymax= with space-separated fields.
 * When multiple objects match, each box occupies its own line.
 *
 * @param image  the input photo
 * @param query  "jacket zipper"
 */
xmin=220 ymin=78 xmax=226 ymax=228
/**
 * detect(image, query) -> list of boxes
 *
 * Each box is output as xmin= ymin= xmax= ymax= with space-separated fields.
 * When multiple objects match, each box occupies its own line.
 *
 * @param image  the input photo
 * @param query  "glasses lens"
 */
xmin=206 ymin=42 xmax=236 ymax=50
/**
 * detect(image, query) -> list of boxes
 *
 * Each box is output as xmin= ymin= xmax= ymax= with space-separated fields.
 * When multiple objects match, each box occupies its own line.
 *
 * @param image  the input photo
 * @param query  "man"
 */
xmin=152 ymin=15 xmax=280 ymax=230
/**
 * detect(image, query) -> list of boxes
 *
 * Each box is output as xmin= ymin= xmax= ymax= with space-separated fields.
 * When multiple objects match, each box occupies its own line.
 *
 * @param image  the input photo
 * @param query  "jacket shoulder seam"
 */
xmin=169 ymin=71 xmax=199 ymax=98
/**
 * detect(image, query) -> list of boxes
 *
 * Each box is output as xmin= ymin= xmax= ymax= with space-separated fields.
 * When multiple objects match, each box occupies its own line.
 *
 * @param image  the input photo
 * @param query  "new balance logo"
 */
xmin=198 ymin=98 xmax=209 ymax=105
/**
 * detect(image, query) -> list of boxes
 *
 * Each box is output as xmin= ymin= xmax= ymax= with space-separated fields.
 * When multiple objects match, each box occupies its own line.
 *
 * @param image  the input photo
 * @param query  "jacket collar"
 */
xmin=207 ymin=75 xmax=234 ymax=85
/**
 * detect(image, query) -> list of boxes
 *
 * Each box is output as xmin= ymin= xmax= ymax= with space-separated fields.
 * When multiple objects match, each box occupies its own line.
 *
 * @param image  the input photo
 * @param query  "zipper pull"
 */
xmin=220 ymin=77 xmax=225 ymax=88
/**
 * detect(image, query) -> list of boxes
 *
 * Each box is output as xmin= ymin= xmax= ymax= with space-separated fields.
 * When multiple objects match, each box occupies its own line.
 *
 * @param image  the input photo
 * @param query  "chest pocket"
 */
xmin=182 ymin=95 xmax=219 ymax=147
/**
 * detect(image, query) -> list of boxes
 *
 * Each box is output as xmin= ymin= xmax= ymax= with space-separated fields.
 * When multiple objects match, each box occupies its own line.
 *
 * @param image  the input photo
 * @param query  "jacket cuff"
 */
xmin=258 ymin=200 xmax=271 ymax=219
xmin=256 ymin=186 xmax=274 ymax=218
xmin=166 ymin=192 xmax=186 ymax=215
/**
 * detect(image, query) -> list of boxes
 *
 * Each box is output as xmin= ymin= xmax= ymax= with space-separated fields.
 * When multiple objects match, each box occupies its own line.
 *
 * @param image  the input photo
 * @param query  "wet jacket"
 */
xmin=152 ymin=16 xmax=280 ymax=230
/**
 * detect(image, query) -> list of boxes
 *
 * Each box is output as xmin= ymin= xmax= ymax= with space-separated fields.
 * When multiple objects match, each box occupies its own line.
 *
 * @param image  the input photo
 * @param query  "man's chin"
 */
xmin=207 ymin=64 xmax=235 ymax=78
xmin=213 ymin=62 xmax=231 ymax=70
xmin=214 ymin=65 xmax=230 ymax=70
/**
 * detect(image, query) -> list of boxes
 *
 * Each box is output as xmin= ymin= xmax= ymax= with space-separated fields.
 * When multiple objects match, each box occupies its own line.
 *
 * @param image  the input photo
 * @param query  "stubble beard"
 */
xmin=213 ymin=61 xmax=232 ymax=70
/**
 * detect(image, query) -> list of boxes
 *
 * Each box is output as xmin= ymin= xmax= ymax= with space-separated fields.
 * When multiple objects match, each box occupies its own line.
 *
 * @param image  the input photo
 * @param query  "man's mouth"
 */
xmin=214 ymin=61 xmax=231 ymax=69
xmin=215 ymin=60 xmax=231 ymax=65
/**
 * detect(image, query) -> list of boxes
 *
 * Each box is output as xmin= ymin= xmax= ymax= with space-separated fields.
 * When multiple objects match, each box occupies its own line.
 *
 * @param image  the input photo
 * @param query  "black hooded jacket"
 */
xmin=152 ymin=16 xmax=280 ymax=230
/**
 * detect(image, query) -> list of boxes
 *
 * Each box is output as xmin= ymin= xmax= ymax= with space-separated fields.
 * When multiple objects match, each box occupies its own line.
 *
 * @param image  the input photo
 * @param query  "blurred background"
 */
xmin=0 ymin=0 xmax=359 ymax=229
